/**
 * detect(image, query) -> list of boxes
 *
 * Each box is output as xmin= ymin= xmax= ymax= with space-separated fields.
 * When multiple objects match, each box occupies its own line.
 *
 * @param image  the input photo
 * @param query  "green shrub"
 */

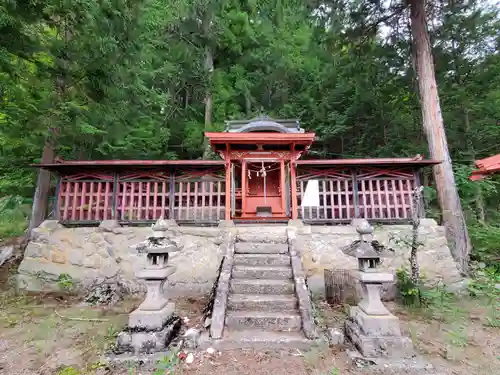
xmin=0 ymin=196 xmax=29 ymax=239
xmin=469 ymin=225 xmax=500 ymax=271
xmin=396 ymin=267 xmax=455 ymax=310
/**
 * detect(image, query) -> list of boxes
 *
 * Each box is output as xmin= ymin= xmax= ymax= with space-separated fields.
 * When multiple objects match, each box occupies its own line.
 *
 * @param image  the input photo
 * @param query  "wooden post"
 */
xmin=169 ymin=173 xmax=175 ymax=220
xmin=54 ymin=175 xmax=62 ymax=220
xmin=290 ymin=160 xmax=298 ymax=220
xmin=280 ymin=160 xmax=286 ymax=215
xmin=28 ymin=139 xmax=55 ymax=233
xmin=352 ymin=169 xmax=359 ymax=218
xmin=409 ymin=0 xmax=471 ymax=271
xmin=241 ymin=160 xmax=247 ymax=216
xmin=225 ymin=161 xmax=231 ymax=220
xmin=111 ymin=172 xmax=118 ymax=219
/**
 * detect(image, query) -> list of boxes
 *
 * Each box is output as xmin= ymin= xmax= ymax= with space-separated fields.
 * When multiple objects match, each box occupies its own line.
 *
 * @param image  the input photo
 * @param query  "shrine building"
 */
xmin=36 ymin=117 xmax=439 ymax=225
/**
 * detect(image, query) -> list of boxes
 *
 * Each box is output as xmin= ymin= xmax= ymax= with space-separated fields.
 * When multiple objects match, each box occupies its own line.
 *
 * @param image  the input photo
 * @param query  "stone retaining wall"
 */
xmin=291 ymin=219 xmax=463 ymax=298
xmin=17 ymin=220 xmax=226 ymax=296
xmin=17 ymin=219 xmax=462 ymax=297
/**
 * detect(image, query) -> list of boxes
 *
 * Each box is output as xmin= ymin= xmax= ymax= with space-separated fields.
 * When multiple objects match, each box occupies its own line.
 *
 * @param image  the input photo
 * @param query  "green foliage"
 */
xmin=0 ymin=1 xmax=499 ymax=275
xmin=469 ymin=226 xmax=500 ymax=270
xmin=396 ymin=268 xmax=456 ymax=312
xmin=56 ymin=367 xmax=80 ymax=375
xmin=152 ymin=352 xmax=179 ymax=375
xmin=56 ymin=273 xmax=74 ymax=291
xmin=0 ymin=196 xmax=28 ymax=239
xmin=467 ymin=266 xmax=500 ymax=303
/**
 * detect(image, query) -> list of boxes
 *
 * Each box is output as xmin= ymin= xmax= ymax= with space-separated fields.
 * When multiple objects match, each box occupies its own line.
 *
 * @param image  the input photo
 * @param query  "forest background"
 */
xmin=0 ymin=0 xmax=499 ymax=270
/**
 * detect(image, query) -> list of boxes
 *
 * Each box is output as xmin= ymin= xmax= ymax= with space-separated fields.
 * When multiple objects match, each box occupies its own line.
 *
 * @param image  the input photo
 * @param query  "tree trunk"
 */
xmin=202 ymin=9 xmax=214 ymax=159
xmin=27 ymin=138 xmax=55 ymax=235
xmin=409 ymin=0 xmax=471 ymax=273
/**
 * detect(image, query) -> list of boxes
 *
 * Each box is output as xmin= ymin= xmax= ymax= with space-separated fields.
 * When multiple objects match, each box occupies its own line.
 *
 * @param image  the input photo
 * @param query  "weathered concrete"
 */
xmin=17 ymin=220 xmax=227 ymax=295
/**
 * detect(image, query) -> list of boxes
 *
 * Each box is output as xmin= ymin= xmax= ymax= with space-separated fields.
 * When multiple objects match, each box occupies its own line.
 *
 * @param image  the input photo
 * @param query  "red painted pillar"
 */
xmin=290 ymin=160 xmax=298 ymax=220
xmin=280 ymin=160 xmax=286 ymax=215
xmin=225 ymin=160 xmax=231 ymax=220
xmin=241 ymin=160 xmax=247 ymax=216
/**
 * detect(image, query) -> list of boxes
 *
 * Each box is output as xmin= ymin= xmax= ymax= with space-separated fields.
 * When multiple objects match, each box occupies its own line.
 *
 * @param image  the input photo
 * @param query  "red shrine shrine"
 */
xmin=35 ymin=117 xmax=439 ymax=225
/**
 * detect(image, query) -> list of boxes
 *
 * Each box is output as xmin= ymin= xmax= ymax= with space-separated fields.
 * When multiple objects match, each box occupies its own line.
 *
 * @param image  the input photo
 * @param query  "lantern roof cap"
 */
xmin=355 ymin=242 xmax=380 ymax=259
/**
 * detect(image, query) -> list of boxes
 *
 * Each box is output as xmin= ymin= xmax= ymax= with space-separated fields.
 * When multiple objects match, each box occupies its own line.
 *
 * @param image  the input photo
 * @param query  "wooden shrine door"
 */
xmin=240 ymin=160 xmax=289 ymax=219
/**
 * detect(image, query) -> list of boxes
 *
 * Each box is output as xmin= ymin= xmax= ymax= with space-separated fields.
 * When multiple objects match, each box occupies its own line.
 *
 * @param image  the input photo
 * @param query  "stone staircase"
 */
xmin=208 ymin=226 xmax=317 ymax=349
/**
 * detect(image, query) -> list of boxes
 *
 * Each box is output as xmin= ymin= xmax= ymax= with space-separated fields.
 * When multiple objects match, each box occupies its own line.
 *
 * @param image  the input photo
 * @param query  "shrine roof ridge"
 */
xmin=224 ymin=116 xmax=303 ymax=133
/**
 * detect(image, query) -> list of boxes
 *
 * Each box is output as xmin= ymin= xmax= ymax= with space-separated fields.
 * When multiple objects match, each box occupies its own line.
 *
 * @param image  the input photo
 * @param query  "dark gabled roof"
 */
xmin=225 ymin=116 xmax=303 ymax=133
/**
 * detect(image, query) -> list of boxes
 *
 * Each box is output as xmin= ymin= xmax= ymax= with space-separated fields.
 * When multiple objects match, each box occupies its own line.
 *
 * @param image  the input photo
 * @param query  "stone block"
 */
xmin=232 ymin=265 xmax=292 ymax=279
xmin=350 ymin=307 xmax=401 ymax=336
xmin=236 ymin=230 xmax=288 ymax=244
xmin=128 ymin=303 xmax=175 ymax=330
xmin=233 ymin=253 xmax=290 ymax=267
xmin=68 ymin=250 xmax=84 ymax=266
xmin=99 ymin=220 xmax=121 ymax=231
xmin=116 ymin=316 xmax=181 ymax=354
xmin=0 ymin=245 xmax=14 ymax=267
xmin=228 ymin=294 xmax=297 ymax=312
xmin=327 ymin=328 xmax=345 ymax=345
xmin=25 ymin=243 xmax=50 ymax=259
xmin=38 ymin=220 xmax=64 ymax=231
xmin=83 ymin=254 xmax=102 ymax=269
xmin=225 ymin=311 xmax=301 ymax=331
xmin=51 ymin=250 xmax=67 ymax=264
xmin=230 ymin=279 xmax=295 ymax=295
xmin=235 ymin=242 xmax=288 ymax=254
xmin=345 ymin=320 xmax=414 ymax=358
xmin=218 ymin=220 xmax=235 ymax=228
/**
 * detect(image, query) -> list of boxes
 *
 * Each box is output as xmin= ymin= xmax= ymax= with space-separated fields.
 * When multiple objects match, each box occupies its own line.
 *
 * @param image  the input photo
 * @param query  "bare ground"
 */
xmin=0 ymin=263 xmax=498 ymax=375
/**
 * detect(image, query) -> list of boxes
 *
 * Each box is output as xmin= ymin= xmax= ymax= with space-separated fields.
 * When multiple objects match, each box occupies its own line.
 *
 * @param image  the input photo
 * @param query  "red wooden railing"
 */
xmin=57 ymin=169 xmax=226 ymax=223
xmin=296 ymin=166 xmax=418 ymax=222
xmin=55 ymin=165 xmax=418 ymax=224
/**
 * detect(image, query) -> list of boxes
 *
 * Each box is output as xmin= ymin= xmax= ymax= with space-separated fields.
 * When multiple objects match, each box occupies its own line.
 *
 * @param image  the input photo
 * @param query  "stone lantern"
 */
xmin=356 ymin=242 xmax=381 ymax=273
xmin=344 ymin=220 xmax=414 ymax=359
xmin=115 ymin=219 xmax=181 ymax=355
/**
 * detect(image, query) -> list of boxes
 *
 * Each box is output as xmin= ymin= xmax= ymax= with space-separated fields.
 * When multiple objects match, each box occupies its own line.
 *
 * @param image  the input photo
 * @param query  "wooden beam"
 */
xmin=225 ymin=161 xmax=231 ymax=220
xmin=290 ymin=161 xmax=298 ymax=220
xmin=111 ymin=172 xmax=118 ymax=219
xmin=242 ymin=160 xmax=247 ymax=216
xmin=280 ymin=160 xmax=286 ymax=215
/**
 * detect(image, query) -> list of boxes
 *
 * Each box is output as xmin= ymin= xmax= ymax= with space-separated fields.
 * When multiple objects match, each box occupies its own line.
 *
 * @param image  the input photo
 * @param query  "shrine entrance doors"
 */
xmin=232 ymin=159 xmax=290 ymax=220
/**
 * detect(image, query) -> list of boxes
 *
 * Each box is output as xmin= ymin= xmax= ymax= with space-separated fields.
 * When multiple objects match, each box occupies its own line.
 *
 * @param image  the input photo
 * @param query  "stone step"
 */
xmin=232 ymin=265 xmax=292 ymax=279
xmin=236 ymin=231 xmax=288 ymax=244
xmin=230 ymin=279 xmax=295 ymax=295
xmin=225 ymin=311 xmax=302 ymax=331
xmin=235 ymin=242 xmax=288 ymax=254
xmin=228 ymin=294 xmax=298 ymax=311
xmin=203 ymin=329 xmax=315 ymax=350
xmin=233 ymin=253 xmax=291 ymax=267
